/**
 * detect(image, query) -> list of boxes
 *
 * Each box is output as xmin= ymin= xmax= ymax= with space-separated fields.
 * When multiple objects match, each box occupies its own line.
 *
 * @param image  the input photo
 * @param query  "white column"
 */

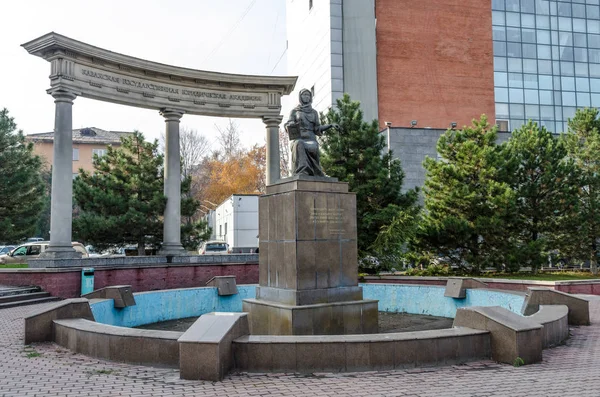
xmin=159 ymin=108 xmax=186 ymax=256
xmin=263 ymin=116 xmax=283 ymax=185
xmin=42 ymin=90 xmax=81 ymax=258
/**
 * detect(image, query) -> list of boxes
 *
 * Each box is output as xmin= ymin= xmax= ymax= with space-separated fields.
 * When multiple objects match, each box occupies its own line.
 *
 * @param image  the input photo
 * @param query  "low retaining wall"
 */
xmin=28 ymin=254 xmax=258 ymax=268
xmin=0 ymin=260 xmax=258 ymax=298
xmin=54 ymin=318 xmax=181 ymax=367
xmin=233 ymin=328 xmax=491 ymax=373
xmin=364 ymin=275 xmax=600 ymax=296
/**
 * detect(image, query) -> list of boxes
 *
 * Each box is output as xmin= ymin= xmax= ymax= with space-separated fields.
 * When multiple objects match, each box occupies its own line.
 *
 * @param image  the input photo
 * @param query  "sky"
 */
xmin=1 ymin=0 xmax=290 ymax=151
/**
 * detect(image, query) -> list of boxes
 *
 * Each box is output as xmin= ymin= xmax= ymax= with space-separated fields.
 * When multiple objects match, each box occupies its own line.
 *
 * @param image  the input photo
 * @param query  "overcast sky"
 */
xmin=1 ymin=0 xmax=289 ymax=151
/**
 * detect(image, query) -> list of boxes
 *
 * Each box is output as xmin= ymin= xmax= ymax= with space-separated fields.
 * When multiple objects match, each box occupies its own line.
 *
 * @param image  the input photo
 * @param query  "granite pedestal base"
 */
xmin=246 ymin=176 xmax=378 ymax=335
xmin=243 ymin=298 xmax=378 ymax=335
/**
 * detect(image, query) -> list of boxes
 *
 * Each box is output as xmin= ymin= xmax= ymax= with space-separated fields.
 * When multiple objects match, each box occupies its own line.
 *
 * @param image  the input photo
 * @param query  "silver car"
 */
xmin=0 ymin=241 xmax=88 ymax=264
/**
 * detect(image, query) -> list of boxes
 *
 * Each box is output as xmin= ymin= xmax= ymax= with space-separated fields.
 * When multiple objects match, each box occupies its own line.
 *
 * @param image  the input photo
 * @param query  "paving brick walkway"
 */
xmin=1 ymin=297 xmax=599 ymax=397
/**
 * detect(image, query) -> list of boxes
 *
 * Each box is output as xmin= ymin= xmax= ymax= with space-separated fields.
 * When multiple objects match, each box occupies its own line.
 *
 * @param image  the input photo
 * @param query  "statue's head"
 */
xmin=299 ymin=88 xmax=312 ymax=106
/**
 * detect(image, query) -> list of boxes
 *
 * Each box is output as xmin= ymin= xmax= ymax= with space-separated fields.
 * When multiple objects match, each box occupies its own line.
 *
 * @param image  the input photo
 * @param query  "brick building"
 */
xmin=25 ymin=127 xmax=130 ymax=177
xmin=286 ymin=0 xmax=600 ymax=190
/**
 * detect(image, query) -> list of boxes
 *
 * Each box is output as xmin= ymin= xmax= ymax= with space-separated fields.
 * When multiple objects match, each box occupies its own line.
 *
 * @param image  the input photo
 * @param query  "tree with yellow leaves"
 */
xmin=199 ymin=144 xmax=266 ymax=207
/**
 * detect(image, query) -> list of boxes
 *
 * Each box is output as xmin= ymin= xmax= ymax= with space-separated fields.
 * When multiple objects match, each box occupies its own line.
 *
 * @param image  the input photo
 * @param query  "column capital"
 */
xmin=160 ymin=108 xmax=185 ymax=122
xmin=262 ymin=115 xmax=283 ymax=128
xmin=48 ymin=88 xmax=77 ymax=103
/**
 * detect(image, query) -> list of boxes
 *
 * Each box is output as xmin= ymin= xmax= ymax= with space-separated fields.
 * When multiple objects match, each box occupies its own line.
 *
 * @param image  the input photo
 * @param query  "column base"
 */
xmin=39 ymin=245 xmax=82 ymax=259
xmin=159 ymin=243 xmax=187 ymax=256
xmin=243 ymin=298 xmax=379 ymax=335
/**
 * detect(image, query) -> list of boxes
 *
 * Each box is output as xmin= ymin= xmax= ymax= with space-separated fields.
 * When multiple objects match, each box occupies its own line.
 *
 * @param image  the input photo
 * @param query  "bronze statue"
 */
xmin=285 ymin=88 xmax=338 ymax=177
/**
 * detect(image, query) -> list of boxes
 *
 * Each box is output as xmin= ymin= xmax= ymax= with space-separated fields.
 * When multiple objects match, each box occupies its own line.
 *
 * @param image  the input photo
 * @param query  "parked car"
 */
xmin=0 ymin=245 xmax=15 ymax=256
xmin=114 ymin=245 xmax=159 ymax=256
xmin=84 ymin=245 xmax=125 ymax=258
xmin=0 ymin=241 xmax=88 ymax=264
xmin=198 ymin=241 xmax=230 ymax=255
xmin=229 ymin=246 xmax=259 ymax=254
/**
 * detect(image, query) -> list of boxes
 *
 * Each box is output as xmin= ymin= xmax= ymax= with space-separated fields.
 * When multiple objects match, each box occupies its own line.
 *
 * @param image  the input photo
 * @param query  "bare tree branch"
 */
xmin=159 ymin=127 xmax=210 ymax=178
xmin=179 ymin=127 xmax=210 ymax=179
xmin=214 ymin=119 xmax=242 ymax=160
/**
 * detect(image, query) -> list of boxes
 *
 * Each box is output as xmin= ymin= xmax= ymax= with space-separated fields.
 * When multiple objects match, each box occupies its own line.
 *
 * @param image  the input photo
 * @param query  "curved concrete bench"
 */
xmin=522 ymin=287 xmax=589 ymax=325
xmin=53 ymin=318 xmax=182 ymax=367
xmin=232 ymin=327 xmax=491 ymax=374
xmin=454 ymin=306 xmax=543 ymax=365
xmin=525 ymin=304 xmax=569 ymax=348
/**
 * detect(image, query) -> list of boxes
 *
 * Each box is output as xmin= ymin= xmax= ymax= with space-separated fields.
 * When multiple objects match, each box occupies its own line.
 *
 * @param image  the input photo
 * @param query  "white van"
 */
xmin=198 ymin=241 xmax=230 ymax=255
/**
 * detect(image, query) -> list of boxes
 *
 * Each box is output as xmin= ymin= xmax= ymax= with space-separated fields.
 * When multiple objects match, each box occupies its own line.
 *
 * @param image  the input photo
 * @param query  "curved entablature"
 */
xmin=22 ymin=32 xmax=297 ymax=118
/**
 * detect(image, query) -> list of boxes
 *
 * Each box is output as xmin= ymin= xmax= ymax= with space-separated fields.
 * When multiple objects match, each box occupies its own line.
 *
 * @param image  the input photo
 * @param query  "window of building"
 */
xmin=496 ymin=120 xmax=509 ymax=131
xmin=92 ymin=148 xmax=107 ymax=158
xmin=492 ymin=0 xmax=600 ymax=133
xmin=311 ymin=85 xmax=315 ymax=98
xmin=72 ymin=148 xmax=79 ymax=161
xmin=72 ymin=173 xmax=78 ymax=180
xmin=224 ymin=222 xmax=228 ymax=237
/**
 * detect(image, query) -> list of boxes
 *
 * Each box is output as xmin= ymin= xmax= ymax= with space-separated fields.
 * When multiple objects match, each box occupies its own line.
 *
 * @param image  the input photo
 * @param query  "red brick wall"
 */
xmin=556 ymin=283 xmax=600 ymax=295
xmin=365 ymin=276 xmax=542 ymax=292
xmin=376 ymin=0 xmax=496 ymax=129
xmin=0 ymin=264 xmax=259 ymax=298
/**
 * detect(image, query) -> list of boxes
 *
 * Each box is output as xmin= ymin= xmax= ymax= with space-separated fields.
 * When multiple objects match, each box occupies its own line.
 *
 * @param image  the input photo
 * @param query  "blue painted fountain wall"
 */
xmin=361 ymin=284 xmax=525 ymax=318
xmin=90 ymin=285 xmax=256 ymax=327
xmin=90 ymin=284 xmax=525 ymax=327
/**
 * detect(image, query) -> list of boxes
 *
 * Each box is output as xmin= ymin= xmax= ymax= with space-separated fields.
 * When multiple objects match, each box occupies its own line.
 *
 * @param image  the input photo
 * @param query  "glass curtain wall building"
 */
xmin=493 ymin=0 xmax=600 ymax=133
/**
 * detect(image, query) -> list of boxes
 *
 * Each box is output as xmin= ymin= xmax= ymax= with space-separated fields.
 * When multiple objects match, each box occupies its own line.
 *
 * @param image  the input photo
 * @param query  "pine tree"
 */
xmin=320 ymin=94 xmax=418 ymax=261
xmin=562 ymin=108 xmax=600 ymax=275
xmin=73 ymin=132 xmax=207 ymax=254
xmin=419 ymin=115 xmax=514 ymax=273
xmin=180 ymin=174 xmax=212 ymax=251
xmin=73 ymin=132 xmax=165 ymax=255
xmin=501 ymin=121 xmax=578 ymax=272
xmin=0 ymin=108 xmax=45 ymax=243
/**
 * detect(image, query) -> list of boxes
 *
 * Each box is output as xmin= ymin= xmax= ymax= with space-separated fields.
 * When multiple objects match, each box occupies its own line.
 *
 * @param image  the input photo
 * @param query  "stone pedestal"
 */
xmin=243 ymin=176 xmax=378 ymax=335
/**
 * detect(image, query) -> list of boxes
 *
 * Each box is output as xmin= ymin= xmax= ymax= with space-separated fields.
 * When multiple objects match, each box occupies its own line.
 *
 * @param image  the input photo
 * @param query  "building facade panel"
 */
xmin=213 ymin=195 xmax=259 ymax=251
xmin=384 ymin=127 xmax=512 ymax=196
xmin=286 ymin=0 xmax=338 ymax=113
xmin=342 ymin=0 xmax=379 ymax=121
xmin=375 ymin=0 xmax=496 ymax=129
xmin=492 ymin=0 xmax=600 ymax=133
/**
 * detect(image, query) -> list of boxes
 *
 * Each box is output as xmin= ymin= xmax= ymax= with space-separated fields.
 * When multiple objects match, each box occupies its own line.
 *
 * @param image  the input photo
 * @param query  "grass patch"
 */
xmin=23 ymin=346 xmax=42 ymax=358
xmin=0 ymin=264 xmax=28 ymax=268
xmin=388 ymin=270 xmax=600 ymax=281
xmin=86 ymin=369 xmax=118 ymax=377
xmin=477 ymin=272 xmax=600 ymax=281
